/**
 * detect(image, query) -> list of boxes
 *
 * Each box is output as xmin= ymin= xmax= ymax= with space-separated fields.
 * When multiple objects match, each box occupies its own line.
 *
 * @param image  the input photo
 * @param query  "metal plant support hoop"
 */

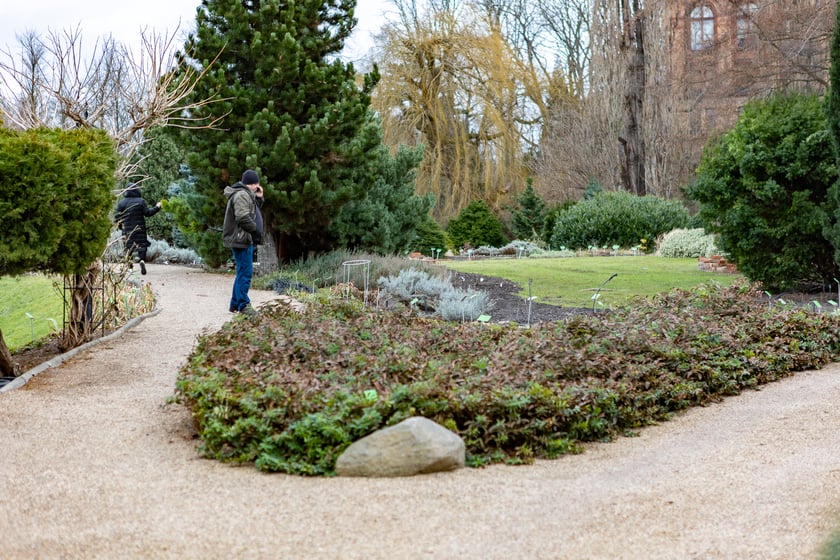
xmin=342 ymin=259 xmax=371 ymax=306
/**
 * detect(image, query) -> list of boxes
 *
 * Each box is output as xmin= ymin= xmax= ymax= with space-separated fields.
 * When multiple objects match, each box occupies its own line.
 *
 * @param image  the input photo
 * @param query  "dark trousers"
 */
xmin=230 ymin=246 xmax=254 ymax=312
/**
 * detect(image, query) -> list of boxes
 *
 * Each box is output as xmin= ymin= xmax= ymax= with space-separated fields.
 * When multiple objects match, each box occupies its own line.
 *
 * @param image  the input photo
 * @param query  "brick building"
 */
xmin=664 ymin=0 xmax=832 ymax=136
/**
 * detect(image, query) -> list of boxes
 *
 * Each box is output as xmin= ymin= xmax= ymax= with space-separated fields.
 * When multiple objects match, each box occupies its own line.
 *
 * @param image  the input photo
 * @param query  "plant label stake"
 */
xmin=592 ymin=273 xmax=618 ymax=313
xmin=25 ymin=312 xmax=34 ymax=343
xmin=527 ymin=278 xmax=533 ymax=327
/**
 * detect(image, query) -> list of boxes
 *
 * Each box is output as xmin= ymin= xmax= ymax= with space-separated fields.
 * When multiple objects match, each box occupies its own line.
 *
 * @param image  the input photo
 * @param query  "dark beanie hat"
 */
xmin=242 ymin=169 xmax=259 ymax=185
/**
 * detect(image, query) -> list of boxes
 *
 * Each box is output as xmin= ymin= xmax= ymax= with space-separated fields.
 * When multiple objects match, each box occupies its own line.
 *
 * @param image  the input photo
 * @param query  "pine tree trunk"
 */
xmin=0 ymin=329 xmax=17 ymax=377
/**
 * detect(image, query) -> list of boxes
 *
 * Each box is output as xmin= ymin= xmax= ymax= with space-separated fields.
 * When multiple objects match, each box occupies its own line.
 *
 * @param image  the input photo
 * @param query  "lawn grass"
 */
xmin=0 ymin=274 xmax=63 ymax=351
xmin=441 ymin=255 xmax=743 ymax=309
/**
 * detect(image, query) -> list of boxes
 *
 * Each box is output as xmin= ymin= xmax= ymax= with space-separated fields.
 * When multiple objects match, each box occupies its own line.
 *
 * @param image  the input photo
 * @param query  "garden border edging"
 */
xmin=0 ymin=305 xmax=162 ymax=394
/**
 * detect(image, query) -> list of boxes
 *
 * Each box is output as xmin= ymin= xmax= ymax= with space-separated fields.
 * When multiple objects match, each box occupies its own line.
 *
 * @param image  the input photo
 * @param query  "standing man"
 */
xmin=222 ymin=169 xmax=264 ymax=316
xmin=115 ymin=183 xmax=162 ymax=275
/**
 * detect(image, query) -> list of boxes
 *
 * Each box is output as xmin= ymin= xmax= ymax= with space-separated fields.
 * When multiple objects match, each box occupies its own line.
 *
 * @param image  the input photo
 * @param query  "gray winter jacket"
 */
xmin=222 ymin=182 xmax=262 ymax=249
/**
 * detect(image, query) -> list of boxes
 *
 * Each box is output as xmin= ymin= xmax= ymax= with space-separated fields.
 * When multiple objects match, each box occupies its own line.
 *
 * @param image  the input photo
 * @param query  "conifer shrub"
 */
xmin=447 ymin=201 xmax=509 ymax=251
xmin=509 ymin=178 xmax=547 ymax=242
xmin=686 ymin=91 xmax=839 ymax=291
xmin=551 ymin=191 xmax=690 ymax=251
xmin=656 ymin=228 xmax=721 ymax=258
xmin=0 ymin=127 xmax=117 ymax=276
xmin=410 ymin=217 xmax=449 ymax=256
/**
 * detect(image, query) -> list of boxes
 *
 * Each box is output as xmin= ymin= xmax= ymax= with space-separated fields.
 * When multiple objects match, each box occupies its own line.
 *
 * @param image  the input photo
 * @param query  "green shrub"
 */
xmin=0 ymin=127 xmax=118 ymax=276
xmin=330 ymin=144 xmax=432 ymax=255
xmin=686 ymin=91 xmax=838 ymax=291
xmin=446 ymin=200 xmax=509 ymax=251
xmin=509 ymin=178 xmax=547 ymax=242
xmin=542 ymin=201 xmax=574 ymax=248
xmin=551 ymin=191 xmax=690 ymax=251
xmin=176 ymin=283 xmax=840 ymax=475
xmin=657 ymin=228 xmax=721 ymax=258
xmin=410 ymin=217 xmax=449 ymax=256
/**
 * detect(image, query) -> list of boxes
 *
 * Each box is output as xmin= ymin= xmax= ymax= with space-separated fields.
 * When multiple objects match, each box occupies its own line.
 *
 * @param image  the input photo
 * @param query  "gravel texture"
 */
xmin=2 ymin=263 xmax=840 ymax=559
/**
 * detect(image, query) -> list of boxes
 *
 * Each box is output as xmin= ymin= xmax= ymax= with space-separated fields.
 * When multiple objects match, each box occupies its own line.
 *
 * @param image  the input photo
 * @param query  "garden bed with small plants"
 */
xmin=175 ymin=281 xmax=840 ymax=476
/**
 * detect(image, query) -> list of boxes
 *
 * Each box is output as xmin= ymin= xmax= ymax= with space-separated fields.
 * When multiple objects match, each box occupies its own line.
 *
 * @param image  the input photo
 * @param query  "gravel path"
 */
xmin=2 ymin=263 xmax=840 ymax=559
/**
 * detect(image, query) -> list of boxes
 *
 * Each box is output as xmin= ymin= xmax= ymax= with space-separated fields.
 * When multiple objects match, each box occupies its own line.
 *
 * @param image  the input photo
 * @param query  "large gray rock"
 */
xmin=336 ymin=416 xmax=465 ymax=477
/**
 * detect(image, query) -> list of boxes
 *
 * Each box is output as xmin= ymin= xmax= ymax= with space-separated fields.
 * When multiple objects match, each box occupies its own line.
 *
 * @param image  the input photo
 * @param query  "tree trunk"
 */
xmin=619 ymin=0 xmax=647 ymax=196
xmin=60 ymin=262 xmax=101 ymax=351
xmin=0 ymin=329 xmax=17 ymax=377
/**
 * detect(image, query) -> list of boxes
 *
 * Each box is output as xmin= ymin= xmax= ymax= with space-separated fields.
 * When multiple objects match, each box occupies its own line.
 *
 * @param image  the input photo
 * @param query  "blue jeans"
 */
xmin=230 ymin=246 xmax=253 ymax=312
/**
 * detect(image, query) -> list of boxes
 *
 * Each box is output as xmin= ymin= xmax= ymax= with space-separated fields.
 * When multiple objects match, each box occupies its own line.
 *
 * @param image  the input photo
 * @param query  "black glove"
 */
xmin=252 ymin=232 xmax=263 ymax=245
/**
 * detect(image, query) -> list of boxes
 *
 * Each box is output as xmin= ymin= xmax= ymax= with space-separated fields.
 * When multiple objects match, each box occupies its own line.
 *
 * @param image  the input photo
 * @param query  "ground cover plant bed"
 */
xmin=176 ymin=281 xmax=840 ymax=476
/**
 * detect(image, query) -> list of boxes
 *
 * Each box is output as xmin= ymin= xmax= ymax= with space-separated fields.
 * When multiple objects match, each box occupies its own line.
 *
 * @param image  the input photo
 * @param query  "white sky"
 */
xmin=0 ymin=0 xmax=389 ymax=62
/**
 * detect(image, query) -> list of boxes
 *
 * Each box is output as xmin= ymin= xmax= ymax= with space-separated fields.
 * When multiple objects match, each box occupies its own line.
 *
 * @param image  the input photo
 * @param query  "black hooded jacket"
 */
xmin=115 ymin=185 xmax=160 ymax=251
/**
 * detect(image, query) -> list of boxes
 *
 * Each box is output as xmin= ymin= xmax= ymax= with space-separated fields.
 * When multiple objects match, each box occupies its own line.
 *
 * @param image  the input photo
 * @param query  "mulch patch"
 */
xmin=10 ymin=329 xmax=116 ymax=376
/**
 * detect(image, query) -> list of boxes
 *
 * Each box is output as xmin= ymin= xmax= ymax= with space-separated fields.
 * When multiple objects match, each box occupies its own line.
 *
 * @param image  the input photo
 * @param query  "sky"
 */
xmin=0 ymin=0 xmax=390 ymax=62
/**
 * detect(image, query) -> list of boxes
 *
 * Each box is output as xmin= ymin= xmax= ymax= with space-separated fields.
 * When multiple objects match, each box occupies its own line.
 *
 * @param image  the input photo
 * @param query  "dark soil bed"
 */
xmin=10 ymin=329 xmax=116 ymax=376
xmin=448 ymin=272 xmax=593 ymax=324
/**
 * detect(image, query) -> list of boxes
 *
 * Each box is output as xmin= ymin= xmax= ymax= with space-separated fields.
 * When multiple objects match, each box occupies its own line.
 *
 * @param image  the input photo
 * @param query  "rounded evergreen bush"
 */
xmin=410 ymin=216 xmax=449 ymax=256
xmin=686 ymin=91 xmax=839 ymax=291
xmin=446 ymin=200 xmax=508 ymax=251
xmin=550 ymin=191 xmax=690 ymax=251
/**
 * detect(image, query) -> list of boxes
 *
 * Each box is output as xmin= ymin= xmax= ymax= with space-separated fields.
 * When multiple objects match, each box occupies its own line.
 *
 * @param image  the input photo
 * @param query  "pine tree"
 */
xmin=170 ymin=0 xmax=381 ymax=264
xmin=329 ymin=140 xmax=432 ymax=254
xmin=509 ymin=177 xmax=547 ymax=241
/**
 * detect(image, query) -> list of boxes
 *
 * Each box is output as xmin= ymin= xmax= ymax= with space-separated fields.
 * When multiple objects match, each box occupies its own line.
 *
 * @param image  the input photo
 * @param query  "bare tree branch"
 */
xmin=0 ymin=24 xmax=227 ymax=178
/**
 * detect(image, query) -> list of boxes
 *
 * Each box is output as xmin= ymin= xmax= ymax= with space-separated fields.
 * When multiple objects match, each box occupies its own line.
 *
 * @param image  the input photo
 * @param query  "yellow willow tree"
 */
xmin=374 ymin=0 xmax=571 ymax=224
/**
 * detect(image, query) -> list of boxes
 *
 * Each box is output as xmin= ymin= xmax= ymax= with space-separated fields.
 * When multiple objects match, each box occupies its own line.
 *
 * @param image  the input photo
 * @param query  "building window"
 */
xmin=736 ymin=3 xmax=758 ymax=49
xmin=690 ymin=6 xmax=715 ymax=51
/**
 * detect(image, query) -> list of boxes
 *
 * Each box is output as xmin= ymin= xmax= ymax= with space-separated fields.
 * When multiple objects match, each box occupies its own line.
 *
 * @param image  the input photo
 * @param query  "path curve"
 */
xmin=1 ymin=264 xmax=839 ymax=559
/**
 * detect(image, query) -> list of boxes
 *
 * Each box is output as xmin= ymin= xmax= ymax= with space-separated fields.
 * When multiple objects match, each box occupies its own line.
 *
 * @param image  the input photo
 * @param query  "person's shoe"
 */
xmin=229 ymin=307 xmax=238 ymax=313
xmin=140 ymin=260 xmax=147 ymax=275
xmin=240 ymin=305 xmax=257 ymax=318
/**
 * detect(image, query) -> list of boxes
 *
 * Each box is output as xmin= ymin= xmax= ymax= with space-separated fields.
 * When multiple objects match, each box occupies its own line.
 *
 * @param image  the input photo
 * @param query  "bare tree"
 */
xmin=740 ymin=0 xmax=832 ymax=91
xmin=0 ymin=25 xmax=222 ymax=178
xmin=0 ymin=25 xmax=222 ymax=351
xmin=539 ymin=0 xmax=592 ymax=98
